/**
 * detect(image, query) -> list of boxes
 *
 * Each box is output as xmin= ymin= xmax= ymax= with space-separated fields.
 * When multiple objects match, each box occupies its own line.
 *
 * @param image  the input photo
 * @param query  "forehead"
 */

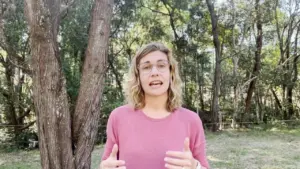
xmin=139 ymin=51 xmax=168 ymax=64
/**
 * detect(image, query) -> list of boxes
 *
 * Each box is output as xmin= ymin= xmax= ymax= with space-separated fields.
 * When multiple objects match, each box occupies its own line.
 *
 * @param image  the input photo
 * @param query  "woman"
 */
xmin=99 ymin=42 xmax=209 ymax=169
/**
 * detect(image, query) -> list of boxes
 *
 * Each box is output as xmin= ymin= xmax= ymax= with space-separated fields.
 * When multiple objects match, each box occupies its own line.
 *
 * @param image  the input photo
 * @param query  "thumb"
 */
xmin=183 ymin=137 xmax=190 ymax=152
xmin=110 ymin=144 xmax=118 ymax=158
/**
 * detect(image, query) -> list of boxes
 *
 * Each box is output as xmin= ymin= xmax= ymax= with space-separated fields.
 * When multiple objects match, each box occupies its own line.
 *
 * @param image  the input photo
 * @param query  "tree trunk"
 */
xmin=72 ymin=0 xmax=113 ymax=168
xmin=197 ymin=56 xmax=205 ymax=111
xmin=242 ymin=0 xmax=262 ymax=124
xmin=0 ymin=55 xmax=33 ymax=139
xmin=0 ymin=0 xmax=33 ymax=138
xmin=24 ymin=0 xmax=113 ymax=168
xmin=108 ymin=46 xmax=123 ymax=97
xmin=206 ymin=0 xmax=221 ymax=132
xmin=286 ymin=24 xmax=300 ymax=119
xmin=274 ymin=0 xmax=299 ymax=120
xmin=24 ymin=1 xmax=74 ymax=168
xmin=255 ymin=89 xmax=261 ymax=123
xmin=229 ymin=0 xmax=240 ymax=129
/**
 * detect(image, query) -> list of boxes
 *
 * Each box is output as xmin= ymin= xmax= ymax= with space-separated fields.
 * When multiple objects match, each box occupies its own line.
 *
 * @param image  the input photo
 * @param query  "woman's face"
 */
xmin=138 ymin=51 xmax=171 ymax=97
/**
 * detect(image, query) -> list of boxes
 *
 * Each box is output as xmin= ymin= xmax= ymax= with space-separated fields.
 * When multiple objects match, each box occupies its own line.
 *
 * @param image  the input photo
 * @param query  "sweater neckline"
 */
xmin=137 ymin=108 xmax=178 ymax=122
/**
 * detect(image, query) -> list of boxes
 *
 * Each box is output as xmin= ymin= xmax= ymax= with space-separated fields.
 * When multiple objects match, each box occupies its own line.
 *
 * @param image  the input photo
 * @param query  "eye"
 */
xmin=141 ymin=64 xmax=151 ymax=70
xmin=158 ymin=64 xmax=167 ymax=68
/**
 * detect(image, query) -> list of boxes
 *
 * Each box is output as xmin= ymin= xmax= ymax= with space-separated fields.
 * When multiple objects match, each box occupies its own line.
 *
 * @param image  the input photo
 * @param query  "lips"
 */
xmin=149 ymin=80 xmax=163 ymax=86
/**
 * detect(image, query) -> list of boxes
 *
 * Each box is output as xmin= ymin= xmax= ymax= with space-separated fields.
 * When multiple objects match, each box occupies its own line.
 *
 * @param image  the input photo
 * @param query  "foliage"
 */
xmin=0 ymin=0 xmax=299 ymax=149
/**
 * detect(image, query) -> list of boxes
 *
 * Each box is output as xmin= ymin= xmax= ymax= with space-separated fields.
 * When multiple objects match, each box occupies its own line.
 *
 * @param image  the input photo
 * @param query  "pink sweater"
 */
xmin=101 ymin=105 xmax=210 ymax=169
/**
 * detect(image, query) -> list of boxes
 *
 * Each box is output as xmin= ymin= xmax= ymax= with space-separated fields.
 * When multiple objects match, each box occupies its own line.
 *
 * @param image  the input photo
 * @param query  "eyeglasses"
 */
xmin=138 ymin=60 xmax=170 ymax=74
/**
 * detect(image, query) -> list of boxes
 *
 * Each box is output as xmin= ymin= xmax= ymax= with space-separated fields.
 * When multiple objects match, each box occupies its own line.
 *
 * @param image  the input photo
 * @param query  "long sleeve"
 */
xmin=191 ymin=116 xmax=210 ymax=168
xmin=101 ymin=110 xmax=119 ymax=161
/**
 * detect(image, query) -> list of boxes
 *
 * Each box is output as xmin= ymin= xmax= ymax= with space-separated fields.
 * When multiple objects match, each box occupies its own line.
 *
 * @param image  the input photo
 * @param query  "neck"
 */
xmin=143 ymin=93 xmax=168 ymax=113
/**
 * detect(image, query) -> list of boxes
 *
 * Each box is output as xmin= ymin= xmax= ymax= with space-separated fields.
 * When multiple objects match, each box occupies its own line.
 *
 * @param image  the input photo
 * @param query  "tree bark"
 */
xmin=24 ymin=0 xmax=113 ymax=169
xmin=271 ymin=88 xmax=283 ymax=112
xmin=242 ymin=0 xmax=262 ymax=124
xmin=24 ymin=1 xmax=74 ymax=168
xmin=206 ymin=0 xmax=221 ymax=132
xmin=72 ymin=0 xmax=113 ymax=168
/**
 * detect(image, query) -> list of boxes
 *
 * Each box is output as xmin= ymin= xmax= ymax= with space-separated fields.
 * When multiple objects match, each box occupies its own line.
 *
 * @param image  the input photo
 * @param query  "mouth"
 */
xmin=149 ymin=80 xmax=163 ymax=87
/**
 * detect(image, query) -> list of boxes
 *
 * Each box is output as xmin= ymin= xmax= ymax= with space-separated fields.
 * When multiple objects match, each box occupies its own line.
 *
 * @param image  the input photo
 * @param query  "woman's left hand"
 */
xmin=164 ymin=138 xmax=197 ymax=169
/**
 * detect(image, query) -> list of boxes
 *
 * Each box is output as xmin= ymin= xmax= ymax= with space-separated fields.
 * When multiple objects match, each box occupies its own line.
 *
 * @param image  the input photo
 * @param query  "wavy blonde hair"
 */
xmin=123 ymin=42 xmax=182 ymax=112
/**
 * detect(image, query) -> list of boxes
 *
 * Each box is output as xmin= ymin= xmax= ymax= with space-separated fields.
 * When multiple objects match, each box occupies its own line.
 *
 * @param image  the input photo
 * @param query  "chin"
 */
xmin=148 ymin=92 xmax=167 ymax=97
xmin=145 ymin=89 xmax=168 ymax=97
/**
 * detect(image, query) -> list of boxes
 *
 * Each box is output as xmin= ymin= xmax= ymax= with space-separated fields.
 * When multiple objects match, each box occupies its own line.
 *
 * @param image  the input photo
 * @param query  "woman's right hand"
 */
xmin=99 ymin=144 xmax=126 ymax=169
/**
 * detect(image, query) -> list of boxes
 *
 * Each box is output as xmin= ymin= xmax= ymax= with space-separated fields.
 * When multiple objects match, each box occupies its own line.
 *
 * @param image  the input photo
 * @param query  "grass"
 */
xmin=205 ymin=128 xmax=300 ymax=169
xmin=0 ymin=126 xmax=299 ymax=169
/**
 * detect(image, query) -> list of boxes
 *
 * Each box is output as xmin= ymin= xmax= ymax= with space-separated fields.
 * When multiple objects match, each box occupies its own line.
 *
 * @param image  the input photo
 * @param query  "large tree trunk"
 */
xmin=72 ymin=0 xmax=113 ymax=168
xmin=24 ymin=1 xmax=74 ymax=168
xmin=24 ymin=0 xmax=113 ymax=169
xmin=242 ymin=0 xmax=262 ymax=124
xmin=206 ymin=0 xmax=221 ymax=132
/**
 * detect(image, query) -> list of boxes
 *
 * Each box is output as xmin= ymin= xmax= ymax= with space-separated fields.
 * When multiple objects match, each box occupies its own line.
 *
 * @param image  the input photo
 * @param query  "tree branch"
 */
xmin=161 ymin=0 xmax=179 ymax=40
xmin=270 ymin=88 xmax=283 ymax=111
xmin=241 ymin=76 xmax=258 ymax=89
xmin=140 ymin=3 xmax=169 ymax=16
xmin=0 ymin=53 xmax=5 ymax=64
xmin=17 ymin=108 xmax=31 ymax=122
xmin=110 ymin=17 xmax=124 ymax=38
xmin=5 ymin=55 xmax=32 ymax=75
xmin=18 ymin=120 xmax=36 ymax=131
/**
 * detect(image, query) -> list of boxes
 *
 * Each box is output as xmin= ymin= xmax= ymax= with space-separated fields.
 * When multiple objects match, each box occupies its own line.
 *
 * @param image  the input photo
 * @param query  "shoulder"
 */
xmin=108 ymin=104 xmax=136 ymax=120
xmin=175 ymin=107 xmax=203 ymax=126
xmin=176 ymin=107 xmax=202 ymax=121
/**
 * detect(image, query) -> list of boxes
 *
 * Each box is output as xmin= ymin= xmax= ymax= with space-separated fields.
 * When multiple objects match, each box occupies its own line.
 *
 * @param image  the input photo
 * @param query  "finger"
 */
xmin=109 ymin=144 xmax=118 ymax=158
xmin=166 ymin=151 xmax=188 ymax=159
xmin=104 ymin=159 xmax=125 ymax=167
xmin=183 ymin=137 xmax=190 ymax=152
xmin=164 ymin=157 xmax=192 ymax=167
xmin=165 ymin=163 xmax=183 ymax=169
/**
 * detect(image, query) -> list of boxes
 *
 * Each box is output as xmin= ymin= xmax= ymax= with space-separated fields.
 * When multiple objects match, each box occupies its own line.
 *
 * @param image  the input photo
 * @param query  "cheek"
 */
xmin=139 ymin=75 xmax=148 ymax=89
xmin=164 ymin=72 xmax=171 ymax=82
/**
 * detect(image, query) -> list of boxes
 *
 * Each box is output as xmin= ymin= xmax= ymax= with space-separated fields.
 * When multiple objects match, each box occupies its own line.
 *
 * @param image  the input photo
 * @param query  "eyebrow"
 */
xmin=140 ymin=59 xmax=168 ymax=64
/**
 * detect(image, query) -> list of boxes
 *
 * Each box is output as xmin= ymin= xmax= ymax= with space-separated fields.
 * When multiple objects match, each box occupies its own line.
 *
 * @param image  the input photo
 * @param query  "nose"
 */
xmin=150 ymin=65 xmax=159 ymax=76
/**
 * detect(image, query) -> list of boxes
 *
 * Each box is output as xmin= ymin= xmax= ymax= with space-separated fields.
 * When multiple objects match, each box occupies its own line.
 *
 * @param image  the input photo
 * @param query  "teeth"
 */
xmin=150 ymin=81 xmax=162 ymax=86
